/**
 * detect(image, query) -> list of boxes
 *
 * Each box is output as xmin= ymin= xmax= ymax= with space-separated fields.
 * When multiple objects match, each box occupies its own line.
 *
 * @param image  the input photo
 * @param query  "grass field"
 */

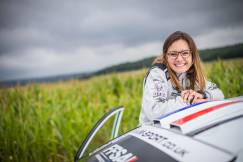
xmin=0 ymin=59 xmax=243 ymax=162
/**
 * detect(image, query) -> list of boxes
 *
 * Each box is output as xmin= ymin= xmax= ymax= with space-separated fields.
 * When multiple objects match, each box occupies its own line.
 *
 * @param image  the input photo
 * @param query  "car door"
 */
xmin=74 ymin=106 xmax=124 ymax=162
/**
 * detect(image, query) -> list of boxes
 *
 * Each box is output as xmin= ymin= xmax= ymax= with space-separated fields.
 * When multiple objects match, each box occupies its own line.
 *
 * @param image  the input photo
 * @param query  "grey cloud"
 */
xmin=1 ymin=0 xmax=243 ymax=50
xmin=0 ymin=0 xmax=243 ymax=80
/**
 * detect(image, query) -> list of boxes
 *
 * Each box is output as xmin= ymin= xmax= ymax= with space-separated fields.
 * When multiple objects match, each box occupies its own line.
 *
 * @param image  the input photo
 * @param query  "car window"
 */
xmin=75 ymin=107 xmax=124 ymax=162
xmin=78 ymin=115 xmax=116 ymax=162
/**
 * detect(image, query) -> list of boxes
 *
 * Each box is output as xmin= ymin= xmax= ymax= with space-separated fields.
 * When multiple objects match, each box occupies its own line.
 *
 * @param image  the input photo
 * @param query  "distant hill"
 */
xmin=94 ymin=43 xmax=243 ymax=75
xmin=94 ymin=56 xmax=155 ymax=75
xmin=0 ymin=72 xmax=91 ymax=88
xmin=1 ymin=43 xmax=243 ymax=87
xmin=200 ymin=43 xmax=243 ymax=61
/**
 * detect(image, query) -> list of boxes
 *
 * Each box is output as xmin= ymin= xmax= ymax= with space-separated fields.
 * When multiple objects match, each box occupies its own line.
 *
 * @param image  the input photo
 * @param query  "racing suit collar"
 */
xmin=176 ymin=72 xmax=189 ymax=89
xmin=176 ymin=72 xmax=187 ymax=80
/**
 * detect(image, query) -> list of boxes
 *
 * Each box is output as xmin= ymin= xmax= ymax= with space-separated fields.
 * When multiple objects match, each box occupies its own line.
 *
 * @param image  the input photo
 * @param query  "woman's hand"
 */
xmin=181 ymin=89 xmax=208 ymax=104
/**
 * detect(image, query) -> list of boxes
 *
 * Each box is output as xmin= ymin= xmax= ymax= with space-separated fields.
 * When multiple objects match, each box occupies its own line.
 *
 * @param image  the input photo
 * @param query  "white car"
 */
xmin=75 ymin=96 xmax=243 ymax=162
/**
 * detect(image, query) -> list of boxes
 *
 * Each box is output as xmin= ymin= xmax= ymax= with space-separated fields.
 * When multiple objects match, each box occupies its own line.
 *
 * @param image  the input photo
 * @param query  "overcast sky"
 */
xmin=0 ymin=0 xmax=243 ymax=81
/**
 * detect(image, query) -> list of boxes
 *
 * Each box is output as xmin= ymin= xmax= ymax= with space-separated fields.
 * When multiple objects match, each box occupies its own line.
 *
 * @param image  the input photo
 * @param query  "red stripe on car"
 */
xmin=173 ymin=101 xmax=242 ymax=125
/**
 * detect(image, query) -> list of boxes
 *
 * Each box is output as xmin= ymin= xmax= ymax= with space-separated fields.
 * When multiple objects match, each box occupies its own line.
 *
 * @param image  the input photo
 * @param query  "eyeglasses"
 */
xmin=167 ymin=49 xmax=191 ymax=59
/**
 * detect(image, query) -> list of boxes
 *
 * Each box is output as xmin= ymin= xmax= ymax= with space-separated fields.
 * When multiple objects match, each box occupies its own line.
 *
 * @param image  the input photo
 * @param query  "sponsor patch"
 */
xmin=207 ymin=82 xmax=218 ymax=90
xmin=152 ymin=79 xmax=167 ymax=102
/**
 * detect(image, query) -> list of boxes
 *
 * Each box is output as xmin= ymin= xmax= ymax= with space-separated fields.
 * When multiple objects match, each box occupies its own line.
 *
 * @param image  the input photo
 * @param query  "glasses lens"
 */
xmin=181 ymin=50 xmax=190 ymax=58
xmin=168 ymin=52 xmax=178 ymax=59
xmin=167 ymin=50 xmax=191 ymax=59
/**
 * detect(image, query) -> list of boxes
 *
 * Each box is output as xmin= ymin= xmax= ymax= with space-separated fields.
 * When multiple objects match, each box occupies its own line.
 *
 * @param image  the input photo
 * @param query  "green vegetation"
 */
xmin=0 ymin=59 xmax=243 ymax=162
xmin=94 ymin=43 xmax=243 ymax=75
xmin=200 ymin=43 xmax=243 ymax=61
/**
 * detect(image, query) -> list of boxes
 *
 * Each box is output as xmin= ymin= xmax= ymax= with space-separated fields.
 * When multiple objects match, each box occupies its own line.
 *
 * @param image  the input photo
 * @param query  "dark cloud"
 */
xmin=1 ymin=0 xmax=243 ymax=49
xmin=0 ymin=0 xmax=243 ymax=80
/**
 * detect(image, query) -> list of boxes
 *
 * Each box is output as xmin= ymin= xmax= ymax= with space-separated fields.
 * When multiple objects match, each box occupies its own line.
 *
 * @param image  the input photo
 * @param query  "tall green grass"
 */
xmin=0 ymin=59 xmax=242 ymax=162
xmin=205 ymin=59 xmax=243 ymax=97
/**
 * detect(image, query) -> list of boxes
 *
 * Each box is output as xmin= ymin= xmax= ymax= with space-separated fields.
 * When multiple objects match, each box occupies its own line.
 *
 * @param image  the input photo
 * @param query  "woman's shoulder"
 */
xmin=146 ymin=63 xmax=166 ymax=76
xmin=148 ymin=63 xmax=168 ymax=74
xmin=144 ymin=64 xmax=170 ymax=83
xmin=151 ymin=63 xmax=167 ymax=71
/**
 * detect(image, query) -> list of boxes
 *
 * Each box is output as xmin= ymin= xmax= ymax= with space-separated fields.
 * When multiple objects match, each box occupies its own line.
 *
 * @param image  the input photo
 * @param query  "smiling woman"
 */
xmin=139 ymin=31 xmax=225 ymax=125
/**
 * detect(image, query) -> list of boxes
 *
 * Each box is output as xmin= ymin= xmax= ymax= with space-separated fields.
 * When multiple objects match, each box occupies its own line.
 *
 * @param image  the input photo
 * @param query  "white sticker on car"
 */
xmin=95 ymin=144 xmax=138 ymax=162
xmin=129 ymin=126 xmax=233 ymax=162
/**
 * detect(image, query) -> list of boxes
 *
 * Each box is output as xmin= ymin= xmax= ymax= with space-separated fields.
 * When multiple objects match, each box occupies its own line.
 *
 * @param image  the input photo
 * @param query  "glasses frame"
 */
xmin=167 ymin=49 xmax=191 ymax=60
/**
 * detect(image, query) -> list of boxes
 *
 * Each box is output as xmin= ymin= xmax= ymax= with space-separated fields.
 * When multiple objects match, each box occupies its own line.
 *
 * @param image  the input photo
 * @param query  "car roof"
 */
xmin=154 ymin=97 xmax=243 ymax=135
xmin=194 ymin=116 xmax=243 ymax=154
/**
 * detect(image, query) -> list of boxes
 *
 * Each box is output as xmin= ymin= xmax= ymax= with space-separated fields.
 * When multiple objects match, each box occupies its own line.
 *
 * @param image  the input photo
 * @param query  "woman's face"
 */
xmin=166 ymin=39 xmax=192 ymax=74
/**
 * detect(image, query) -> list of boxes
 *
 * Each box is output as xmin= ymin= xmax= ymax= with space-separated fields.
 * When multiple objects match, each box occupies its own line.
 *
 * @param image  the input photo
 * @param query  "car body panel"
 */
xmin=88 ymin=126 xmax=234 ymax=162
xmin=194 ymin=116 xmax=243 ymax=154
xmin=155 ymin=99 xmax=243 ymax=134
xmin=79 ymin=97 xmax=243 ymax=162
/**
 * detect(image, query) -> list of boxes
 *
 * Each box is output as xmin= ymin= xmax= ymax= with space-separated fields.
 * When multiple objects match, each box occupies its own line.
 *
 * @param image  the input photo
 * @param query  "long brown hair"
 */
xmin=153 ymin=31 xmax=206 ymax=92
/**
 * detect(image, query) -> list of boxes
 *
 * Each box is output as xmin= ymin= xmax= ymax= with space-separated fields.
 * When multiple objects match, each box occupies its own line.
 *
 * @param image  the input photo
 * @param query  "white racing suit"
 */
xmin=139 ymin=64 xmax=224 ymax=125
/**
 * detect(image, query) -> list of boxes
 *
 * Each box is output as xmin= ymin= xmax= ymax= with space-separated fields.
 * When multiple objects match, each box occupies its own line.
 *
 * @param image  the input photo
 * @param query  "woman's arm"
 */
xmin=180 ymin=81 xmax=224 ymax=104
xmin=140 ymin=68 xmax=187 ymax=124
xmin=204 ymin=81 xmax=224 ymax=100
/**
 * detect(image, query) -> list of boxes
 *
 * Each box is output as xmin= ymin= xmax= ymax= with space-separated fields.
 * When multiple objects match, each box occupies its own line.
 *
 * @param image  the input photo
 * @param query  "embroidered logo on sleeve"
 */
xmin=152 ymin=79 xmax=167 ymax=102
xmin=208 ymin=82 xmax=218 ymax=90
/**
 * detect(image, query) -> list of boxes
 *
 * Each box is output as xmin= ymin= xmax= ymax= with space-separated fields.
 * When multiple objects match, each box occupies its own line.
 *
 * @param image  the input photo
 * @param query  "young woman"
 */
xmin=139 ymin=31 xmax=224 ymax=125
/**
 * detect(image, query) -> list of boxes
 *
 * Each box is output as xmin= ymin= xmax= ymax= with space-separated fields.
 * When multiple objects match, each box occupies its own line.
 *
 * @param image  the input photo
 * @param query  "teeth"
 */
xmin=175 ymin=64 xmax=185 ymax=67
